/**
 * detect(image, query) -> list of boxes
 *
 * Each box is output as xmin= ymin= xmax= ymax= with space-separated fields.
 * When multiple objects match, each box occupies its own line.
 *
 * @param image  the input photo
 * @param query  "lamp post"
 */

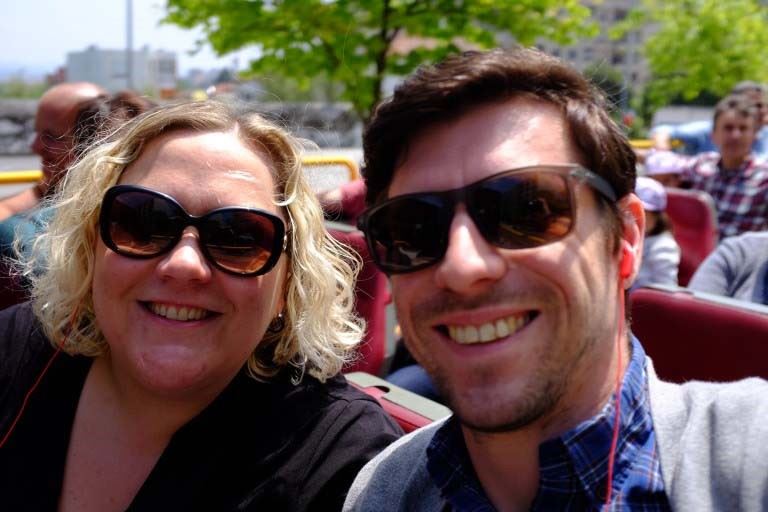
xmin=126 ymin=0 xmax=134 ymax=90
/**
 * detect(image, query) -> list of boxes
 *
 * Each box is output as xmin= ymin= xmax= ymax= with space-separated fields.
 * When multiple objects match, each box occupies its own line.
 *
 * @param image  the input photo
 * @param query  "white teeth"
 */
xmin=464 ymin=325 xmax=479 ymax=343
xmin=447 ymin=313 xmax=532 ymax=345
xmin=149 ymin=303 xmax=209 ymax=322
xmin=479 ymin=323 xmax=495 ymax=342
xmin=495 ymin=318 xmax=510 ymax=337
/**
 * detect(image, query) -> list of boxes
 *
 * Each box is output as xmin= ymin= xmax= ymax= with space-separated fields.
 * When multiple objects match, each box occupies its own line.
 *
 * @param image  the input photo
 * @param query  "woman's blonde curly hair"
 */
xmin=23 ymin=100 xmax=365 ymax=383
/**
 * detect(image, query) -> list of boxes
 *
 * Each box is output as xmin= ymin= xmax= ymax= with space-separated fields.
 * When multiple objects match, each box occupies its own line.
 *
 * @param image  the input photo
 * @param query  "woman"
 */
xmin=0 ymin=101 xmax=401 ymax=510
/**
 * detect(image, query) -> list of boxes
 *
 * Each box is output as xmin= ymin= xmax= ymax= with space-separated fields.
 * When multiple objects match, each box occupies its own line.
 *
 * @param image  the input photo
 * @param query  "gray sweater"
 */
xmin=689 ymin=231 xmax=768 ymax=305
xmin=344 ymin=359 xmax=768 ymax=511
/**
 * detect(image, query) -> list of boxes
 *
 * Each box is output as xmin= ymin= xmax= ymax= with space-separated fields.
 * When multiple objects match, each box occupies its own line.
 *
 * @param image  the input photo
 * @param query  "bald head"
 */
xmin=40 ymin=81 xmax=107 ymax=108
xmin=31 ymin=82 xmax=108 ymax=192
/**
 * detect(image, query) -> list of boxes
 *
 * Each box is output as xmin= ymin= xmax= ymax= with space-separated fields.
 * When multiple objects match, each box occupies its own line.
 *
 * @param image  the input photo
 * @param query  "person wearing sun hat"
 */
xmin=632 ymin=176 xmax=681 ymax=290
xmin=643 ymin=150 xmax=685 ymax=188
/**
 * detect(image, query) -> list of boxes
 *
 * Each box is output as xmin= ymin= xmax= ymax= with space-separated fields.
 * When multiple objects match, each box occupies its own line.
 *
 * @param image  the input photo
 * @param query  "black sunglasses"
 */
xmin=357 ymin=164 xmax=617 ymax=275
xmin=99 ymin=185 xmax=287 ymax=277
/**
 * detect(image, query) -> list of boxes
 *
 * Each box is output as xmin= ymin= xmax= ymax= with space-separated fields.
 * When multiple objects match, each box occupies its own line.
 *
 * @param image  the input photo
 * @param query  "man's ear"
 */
xmin=617 ymin=193 xmax=645 ymax=288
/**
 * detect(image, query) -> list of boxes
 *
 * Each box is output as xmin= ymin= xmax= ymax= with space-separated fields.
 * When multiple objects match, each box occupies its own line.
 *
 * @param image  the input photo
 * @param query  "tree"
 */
xmin=164 ymin=0 xmax=597 ymax=121
xmin=612 ymin=0 xmax=768 ymax=110
xmin=583 ymin=62 xmax=626 ymax=112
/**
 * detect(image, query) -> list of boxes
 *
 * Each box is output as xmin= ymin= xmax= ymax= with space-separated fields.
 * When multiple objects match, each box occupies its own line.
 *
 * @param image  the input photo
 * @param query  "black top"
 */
xmin=0 ymin=303 xmax=402 ymax=511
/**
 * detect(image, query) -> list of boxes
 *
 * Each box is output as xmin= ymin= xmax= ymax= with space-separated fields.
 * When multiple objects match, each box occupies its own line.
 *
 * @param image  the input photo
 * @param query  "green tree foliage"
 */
xmin=583 ymin=62 xmax=626 ymax=112
xmin=613 ymin=0 xmax=768 ymax=110
xmin=0 ymin=79 xmax=47 ymax=99
xmin=164 ymin=0 xmax=596 ymax=121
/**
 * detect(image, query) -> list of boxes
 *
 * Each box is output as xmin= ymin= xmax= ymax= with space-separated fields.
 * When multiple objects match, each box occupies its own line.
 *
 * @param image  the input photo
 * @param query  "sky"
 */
xmin=1 ymin=0 xmax=260 ymax=80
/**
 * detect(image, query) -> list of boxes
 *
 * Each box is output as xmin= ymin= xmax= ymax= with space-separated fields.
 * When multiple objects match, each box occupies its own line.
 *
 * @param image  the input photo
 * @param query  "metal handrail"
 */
xmin=302 ymin=155 xmax=359 ymax=181
xmin=0 ymin=155 xmax=360 ymax=185
xmin=0 ymin=170 xmax=43 ymax=184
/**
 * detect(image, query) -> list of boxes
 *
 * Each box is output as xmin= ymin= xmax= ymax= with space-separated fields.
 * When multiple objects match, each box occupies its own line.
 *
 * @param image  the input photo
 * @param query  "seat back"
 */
xmin=346 ymin=372 xmax=451 ymax=433
xmin=664 ymin=188 xmax=718 ymax=285
xmin=328 ymin=224 xmax=391 ymax=376
xmin=630 ymin=285 xmax=768 ymax=382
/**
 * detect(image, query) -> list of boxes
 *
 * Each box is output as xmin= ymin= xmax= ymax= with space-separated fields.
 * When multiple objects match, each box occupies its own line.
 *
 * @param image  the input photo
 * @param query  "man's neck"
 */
xmin=720 ymin=153 xmax=749 ymax=172
xmin=462 ymin=426 xmax=541 ymax=512
xmin=461 ymin=335 xmax=631 ymax=511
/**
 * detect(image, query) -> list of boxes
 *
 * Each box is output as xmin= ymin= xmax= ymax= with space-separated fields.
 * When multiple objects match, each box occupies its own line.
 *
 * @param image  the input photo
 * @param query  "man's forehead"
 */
xmin=389 ymin=97 xmax=580 ymax=196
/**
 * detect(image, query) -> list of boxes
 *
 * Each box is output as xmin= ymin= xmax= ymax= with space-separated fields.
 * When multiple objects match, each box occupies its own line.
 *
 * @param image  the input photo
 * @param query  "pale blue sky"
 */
xmin=1 ymin=0 xmax=260 ymax=78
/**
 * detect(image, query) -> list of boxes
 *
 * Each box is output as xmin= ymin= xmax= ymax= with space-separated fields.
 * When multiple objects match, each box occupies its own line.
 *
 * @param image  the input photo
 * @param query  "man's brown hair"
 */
xmin=362 ymin=47 xmax=637 ymax=249
xmin=713 ymin=94 xmax=759 ymax=127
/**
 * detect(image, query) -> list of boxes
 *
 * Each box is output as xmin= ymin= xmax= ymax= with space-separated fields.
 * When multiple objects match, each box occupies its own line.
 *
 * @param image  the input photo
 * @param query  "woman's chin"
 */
xmin=130 ymin=349 xmax=220 ymax=398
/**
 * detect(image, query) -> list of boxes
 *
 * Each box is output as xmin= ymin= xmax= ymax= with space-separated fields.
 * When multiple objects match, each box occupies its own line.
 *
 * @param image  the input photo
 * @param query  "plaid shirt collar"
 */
xmin=693 ymin=151 xmax=758 ymax=177
xmin=426 ymin=337 xmax=670 ymax=511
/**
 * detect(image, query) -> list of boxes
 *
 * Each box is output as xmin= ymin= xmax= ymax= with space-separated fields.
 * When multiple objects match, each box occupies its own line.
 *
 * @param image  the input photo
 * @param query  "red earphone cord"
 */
xmin=603 ymin=284 xmax=626 ymax=508
xmin=0 ymin=307 xmax=78 ymax=450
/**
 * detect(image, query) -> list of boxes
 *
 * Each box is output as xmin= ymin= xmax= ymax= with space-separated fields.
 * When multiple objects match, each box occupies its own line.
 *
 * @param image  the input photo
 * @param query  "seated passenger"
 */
xmin=688 ymin=231 xmax=768 ymax=305
xmin=0 ymin=88 xmax=155 ymax=262
xmin=632 ymin=177 xmax=680 ymax=289
xmin=657 ymin=95 xmax=768 ymax=240
xmin=642 ymin=149 xmax=684 ymax=188
xmin=650 ymin=80 xmax=768 ymax=156
xmin=318 ymin=178 xmax=367 ymax=221
xmin=0 ymin=101 xmax=401 ymax=510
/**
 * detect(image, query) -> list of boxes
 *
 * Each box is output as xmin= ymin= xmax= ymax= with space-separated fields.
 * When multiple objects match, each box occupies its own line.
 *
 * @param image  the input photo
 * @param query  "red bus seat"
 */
xmin=328 ymin=224 xmax=391 ymax=376
xmin=630 ymin=284 xmax=768 ymax=382
xmin=346 ymin=372 xmax=451 ymax=433
xmin=664 ymin=188 xmax=718 ymax=286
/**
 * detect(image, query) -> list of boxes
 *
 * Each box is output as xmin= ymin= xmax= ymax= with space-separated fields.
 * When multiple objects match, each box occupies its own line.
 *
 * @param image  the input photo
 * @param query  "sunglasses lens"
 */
xmin=470 ymin=171 xmax=572 ymax=249
xmin=365 ymin=195 xmax=451 ymax=273
xmin=202 ymin=210 xmax=280 ymax=275
xmin=363 ymin=169 xmax=576 ymax=274
xmin=106 ymin=190 xmax=181 ymax=256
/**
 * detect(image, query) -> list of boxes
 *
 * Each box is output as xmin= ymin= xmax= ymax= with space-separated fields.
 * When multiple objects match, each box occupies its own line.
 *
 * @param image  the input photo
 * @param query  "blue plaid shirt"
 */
xmin=425 ymin=337 xmax=671 ymax=511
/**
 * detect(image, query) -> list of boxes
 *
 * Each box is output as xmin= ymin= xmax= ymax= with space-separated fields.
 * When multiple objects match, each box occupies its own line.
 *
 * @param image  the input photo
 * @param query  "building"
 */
xmin=66 ymin=45 xmax=177 ymax=94
xmin=536 ymin=0 xmax=655 ymax=92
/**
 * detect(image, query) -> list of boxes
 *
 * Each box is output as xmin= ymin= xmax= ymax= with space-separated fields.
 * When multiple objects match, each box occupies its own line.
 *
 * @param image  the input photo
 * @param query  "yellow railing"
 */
xmin=0 ymin=155 xmax=360 ymax=186
xmin=0 ymin=170 xmax=43 ymax=184
xmin=301 ymin=155 xmax=359 ymax=181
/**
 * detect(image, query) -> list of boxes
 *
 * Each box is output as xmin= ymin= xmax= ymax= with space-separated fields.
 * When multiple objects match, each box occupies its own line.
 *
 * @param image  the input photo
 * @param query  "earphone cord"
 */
xmin=603 ymin=288 xmax=625 ymax=509
xmin=0 ymin=307 xmax=78 ymax=450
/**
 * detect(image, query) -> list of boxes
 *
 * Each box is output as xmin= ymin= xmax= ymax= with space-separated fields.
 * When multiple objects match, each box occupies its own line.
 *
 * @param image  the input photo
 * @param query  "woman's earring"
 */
xmin=268 ymin=312 xmax=285 ymax=333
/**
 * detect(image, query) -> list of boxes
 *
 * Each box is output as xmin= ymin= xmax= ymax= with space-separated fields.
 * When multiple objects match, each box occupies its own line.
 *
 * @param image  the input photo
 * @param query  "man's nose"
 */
xmin=433 ymin=208 xmax=506 ymax=294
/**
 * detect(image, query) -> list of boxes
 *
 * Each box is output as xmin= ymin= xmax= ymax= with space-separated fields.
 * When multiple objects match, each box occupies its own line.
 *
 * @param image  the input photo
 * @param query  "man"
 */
xmin=689 ymin=230 xmax=768 ymax=305
xmin=651 ymin=80 xmax=768 ymax=156
xmin=0 ymin=85 xmax=155 ymax=263
xmin=0 ymin=82 xmax=108 ymax=222
xmin=677 ymin=94 xmax=768 ymax=239
xmin=344 ymin=48 xmax=768 ymax=511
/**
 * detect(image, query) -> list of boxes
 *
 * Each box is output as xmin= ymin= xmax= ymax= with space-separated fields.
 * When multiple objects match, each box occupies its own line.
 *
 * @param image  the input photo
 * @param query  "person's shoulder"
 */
xmin=0 ymin=302 xmax=51 ymax=414
xmin=0 ymin=302 xmax=42 ymax=356
xmin=649 ymin=361 xmax=768 ymax=420
xmin=648 ymin=371 xmax=768 ymax=509
xmin=648 ymin=363 xmax=768 ymax=457
xmin=719 ymin=231 xmax=768 ymax=255
xmin=343 ymin=419 xmax=446 ymax=512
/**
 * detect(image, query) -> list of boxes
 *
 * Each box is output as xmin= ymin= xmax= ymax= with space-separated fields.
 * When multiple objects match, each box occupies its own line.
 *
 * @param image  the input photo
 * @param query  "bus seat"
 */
xmin=346 ymin=372 xmax=451 ymax=433
xmin=664 ymin=188 xmax=718 ymax=286
xmin=630 ymin=284 xmax=768 ymax=382
xmin=328 ymin=225 xmax=390 ymax=376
